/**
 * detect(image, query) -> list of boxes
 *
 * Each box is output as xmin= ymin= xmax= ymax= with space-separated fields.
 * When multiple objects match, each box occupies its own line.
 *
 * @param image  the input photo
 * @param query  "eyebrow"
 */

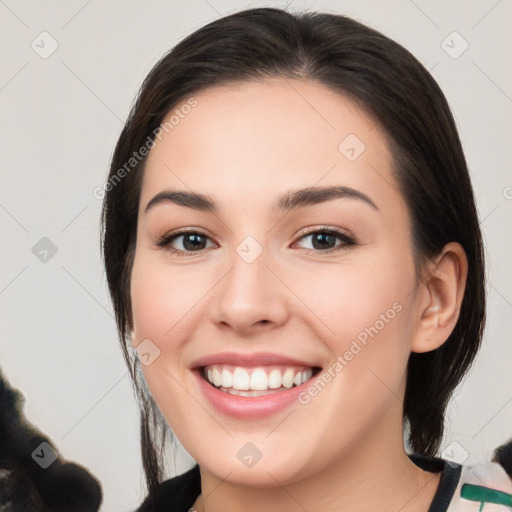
xmin=144 ymin=185 xmax=379 ymax=214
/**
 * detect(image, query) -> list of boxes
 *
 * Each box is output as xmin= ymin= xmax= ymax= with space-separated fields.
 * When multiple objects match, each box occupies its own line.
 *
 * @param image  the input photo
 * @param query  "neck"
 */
xmin=192 ymin=408 xmax=441 ymax=512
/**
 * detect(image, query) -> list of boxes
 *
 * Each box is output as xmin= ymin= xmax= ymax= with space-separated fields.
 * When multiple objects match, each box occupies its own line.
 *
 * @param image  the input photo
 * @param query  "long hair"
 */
xmin=100 ymin=7 xmax=485 ymax=494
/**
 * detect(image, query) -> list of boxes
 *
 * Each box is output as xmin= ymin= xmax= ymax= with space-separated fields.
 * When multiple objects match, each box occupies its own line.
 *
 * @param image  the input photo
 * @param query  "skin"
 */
xmin=129 ymin=78 xmax=468 ymax=511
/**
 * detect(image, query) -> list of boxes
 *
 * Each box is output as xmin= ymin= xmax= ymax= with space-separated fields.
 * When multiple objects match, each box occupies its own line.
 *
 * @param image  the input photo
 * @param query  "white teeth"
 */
xmin=232 ymin=367 xmax=250 ymax=390
xmin=212 ymin=367 xmax=222 ymax=387
xmin=249 ymin=368 xmax=268 ymax=390
xmin=303 ymin=369 xmax=312 ymax=383
xmin=221 ymin=368 xmax=232 ymax=388
xmin=282 ymin=368 xmax=295 ymax=388
xmin=204 ymin=365 xmax=315 ymax=392
xmin=268 ymin=369 xmax=282 ymax=389
xmin=225 ymin=388 xmax=284 ymax=397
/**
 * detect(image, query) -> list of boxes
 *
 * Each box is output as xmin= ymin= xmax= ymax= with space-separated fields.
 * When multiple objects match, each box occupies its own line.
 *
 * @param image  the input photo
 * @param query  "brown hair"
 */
xmin=100 ymin=7 xmax=485 ymax=494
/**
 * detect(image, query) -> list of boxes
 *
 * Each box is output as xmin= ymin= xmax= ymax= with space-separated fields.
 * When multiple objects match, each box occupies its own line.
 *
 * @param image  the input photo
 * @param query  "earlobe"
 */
xmin=411 ymin=242 xmax=468 ymax=353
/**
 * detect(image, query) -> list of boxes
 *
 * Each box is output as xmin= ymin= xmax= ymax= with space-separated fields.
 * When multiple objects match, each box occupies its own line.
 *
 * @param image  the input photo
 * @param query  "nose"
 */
xmin=209 ymin=238 xmax=289 ymax=333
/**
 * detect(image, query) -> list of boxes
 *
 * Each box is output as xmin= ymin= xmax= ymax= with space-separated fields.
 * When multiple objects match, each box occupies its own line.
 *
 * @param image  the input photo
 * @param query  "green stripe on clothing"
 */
xmin=461 ymin=483 xmax=512 ymax=508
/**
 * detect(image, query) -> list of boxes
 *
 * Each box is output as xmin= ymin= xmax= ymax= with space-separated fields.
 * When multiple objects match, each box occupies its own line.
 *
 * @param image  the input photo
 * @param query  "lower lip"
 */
xmin=192 ymin=369 xmax=316 ymax=419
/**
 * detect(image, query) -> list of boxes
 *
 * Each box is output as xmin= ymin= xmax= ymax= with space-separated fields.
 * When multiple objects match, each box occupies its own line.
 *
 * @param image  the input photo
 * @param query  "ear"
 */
xmin=411 ymin=242 xmax=468 ymax=353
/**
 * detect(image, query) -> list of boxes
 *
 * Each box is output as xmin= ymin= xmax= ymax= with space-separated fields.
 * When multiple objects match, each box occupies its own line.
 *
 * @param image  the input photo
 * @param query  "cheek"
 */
xmin=129 ymin=259 xmax=203 ymax=426
xmin=130 ymin=256 xmax=203 ymax=342
xmin=290 ymin=253 xmax=413 ymax=342
xmin=290 ymin=250 xmax=416 ymax=401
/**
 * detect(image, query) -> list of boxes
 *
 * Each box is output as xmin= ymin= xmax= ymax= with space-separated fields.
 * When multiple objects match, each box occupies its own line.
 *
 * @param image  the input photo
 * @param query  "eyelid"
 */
xmin=296 ymin=224 xmax=354 ymax=239
xmin=155 ymin=225 xmax=357 ymax=255
xmin=155 ymin=227 xmax=216 ymax=248
xmin=292 ymin=225 xmax=357 ymax=250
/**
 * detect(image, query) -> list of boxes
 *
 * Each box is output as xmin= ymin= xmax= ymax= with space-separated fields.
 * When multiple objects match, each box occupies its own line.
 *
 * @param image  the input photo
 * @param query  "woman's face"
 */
xmin=130 ymin=78 xmax=424 ymax=486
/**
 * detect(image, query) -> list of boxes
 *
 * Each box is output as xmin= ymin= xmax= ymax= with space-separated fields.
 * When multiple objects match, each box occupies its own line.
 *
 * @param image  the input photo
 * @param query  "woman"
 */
xmin=100 ymin=7 xmax=512 ymax=511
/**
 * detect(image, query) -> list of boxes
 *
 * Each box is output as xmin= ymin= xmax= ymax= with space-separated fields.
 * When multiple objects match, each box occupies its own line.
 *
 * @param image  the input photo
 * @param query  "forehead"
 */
xmin=140 ymin=78 xmax=402 ymax=216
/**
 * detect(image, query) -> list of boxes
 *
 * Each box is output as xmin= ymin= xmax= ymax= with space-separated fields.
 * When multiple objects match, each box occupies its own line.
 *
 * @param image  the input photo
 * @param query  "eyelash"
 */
xmin=155 ymin=226 xmax=357 ymax=257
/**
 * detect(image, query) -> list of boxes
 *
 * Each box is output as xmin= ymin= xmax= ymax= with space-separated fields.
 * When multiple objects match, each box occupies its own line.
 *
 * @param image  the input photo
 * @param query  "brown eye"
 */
xmin=295 ymin=228 xmax=356 ymax=254
xmin=155 ymin=227 xmax=356 ymax=257
xmin=156 ymin=230 xmax=215 ymax=256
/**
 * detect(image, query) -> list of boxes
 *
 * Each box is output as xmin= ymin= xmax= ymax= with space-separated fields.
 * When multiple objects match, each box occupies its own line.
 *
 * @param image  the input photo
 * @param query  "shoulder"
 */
xmin=409 ymin=453 xmax=512 ymax=512
xmin=446 ymin=459 xmax=512 ymax=512
xmin=135 ymin=464 xmax=201 ymax=512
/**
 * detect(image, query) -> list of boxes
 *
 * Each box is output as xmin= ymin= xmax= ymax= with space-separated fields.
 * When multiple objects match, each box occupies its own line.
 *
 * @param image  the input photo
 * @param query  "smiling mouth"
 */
xmin=198 ymin=364 xmax=322 ymax=397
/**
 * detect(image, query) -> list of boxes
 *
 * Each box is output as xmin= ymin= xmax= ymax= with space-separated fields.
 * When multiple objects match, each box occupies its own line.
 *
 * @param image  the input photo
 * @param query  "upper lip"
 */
xmin=189 ymin=351 xmax=321 ymax=369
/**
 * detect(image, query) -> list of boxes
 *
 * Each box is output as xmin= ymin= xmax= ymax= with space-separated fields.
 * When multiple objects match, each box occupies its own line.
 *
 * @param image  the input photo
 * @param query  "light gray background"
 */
xmin=1 ymin=1 xmax=511 ymax=511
